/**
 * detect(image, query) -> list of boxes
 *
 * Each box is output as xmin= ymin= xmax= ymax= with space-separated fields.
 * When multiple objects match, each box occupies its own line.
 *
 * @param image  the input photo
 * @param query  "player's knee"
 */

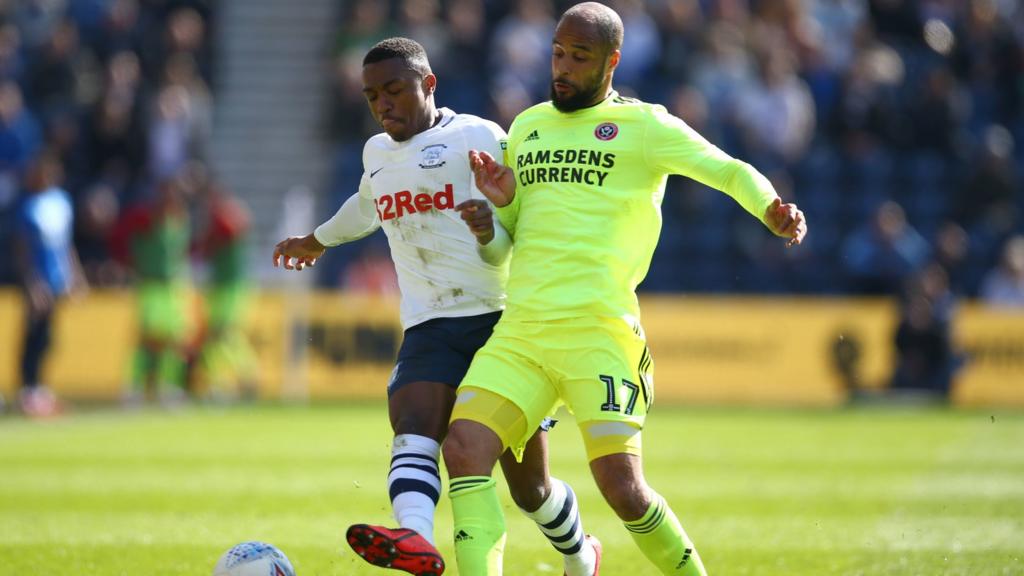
xmin=442 ymin=419 xmax=501 ymax=477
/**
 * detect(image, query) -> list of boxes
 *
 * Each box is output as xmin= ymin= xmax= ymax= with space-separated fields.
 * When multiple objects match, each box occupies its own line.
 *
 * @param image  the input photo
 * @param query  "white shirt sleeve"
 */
xmin=477 ymin=219 xmax=511 ymax=265
xmin=467 ymin=120 xmax=513 ymax=264
xmin=313 ymin=174 xmax=380 ymax=246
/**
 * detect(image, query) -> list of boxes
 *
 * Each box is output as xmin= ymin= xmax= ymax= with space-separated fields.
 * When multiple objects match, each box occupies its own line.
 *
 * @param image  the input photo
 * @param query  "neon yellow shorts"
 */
xmin=138 ymin=281 xmax=192 ymax=343
xmin=452 ymin=315 xmax=653 ymax=460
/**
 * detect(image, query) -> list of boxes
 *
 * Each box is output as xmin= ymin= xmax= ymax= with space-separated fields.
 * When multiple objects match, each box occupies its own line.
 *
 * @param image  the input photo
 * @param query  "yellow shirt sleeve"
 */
xmin=643 ymin=106 xmax=777 ymax=225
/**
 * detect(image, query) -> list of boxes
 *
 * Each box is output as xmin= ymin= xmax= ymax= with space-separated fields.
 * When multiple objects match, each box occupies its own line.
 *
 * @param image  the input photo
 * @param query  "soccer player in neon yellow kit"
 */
xmin=442 ymin=3 xmax=808 ymax=575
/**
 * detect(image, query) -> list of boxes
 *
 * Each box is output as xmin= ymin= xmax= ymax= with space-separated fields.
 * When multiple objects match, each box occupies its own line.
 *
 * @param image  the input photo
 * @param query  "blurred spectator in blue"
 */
xmin=954 ymin=124 xmax=1017 ymax=237
xmin=0 ymin=81 xmax=41 ymax=207
xmin=932 ymin=221 xmax=970 ymax=295
xmin=910 ymin=66 xmax=964 ymax=156
xmin=147 ymin=67 xmax=210 ymax=183
xmin=489 ymin=0 xmax=554 ymax=125
xmin=397 ymin=0 xmax=447 ymax=61
xmin=891 ymin=262 xmax=961 ymax=397
xmin=831 ymin=42 xmax=906 ymax=155
xmin=80 ymin=52 xmax=147 ymax=199
xmin=12 ymin=150 xmax=87 ymax=417
xmin=434 ymin=0 xmax=487 ymax=115
xmin=14 ymin=0 xmax=65 ymax=52
xmin=807 ymin=0 xmax=867 ymax=74
xmin=951 ymin=0 xmax=1023 ymax=126
xmin=0 ymin=22 xmax=26 ymax=83
xmin=26 ymin=18 xmax=88 ymax=122
xmin=690 ymin=22 xmax=753 ymax=136
xmin=95 ymin=0 xmax=144 ymax=62
xmin=842 ymin=200 xmax=931 ymax=294
xmin=733 ymin=43 xmax=816 ymax=168
xmin=979 ymin=235 xmax=1024 ymax=306
xmin=609 ymin=0 xmax=660 ymax=91
xmin=649 ymin=0 xmax=703 ymax=82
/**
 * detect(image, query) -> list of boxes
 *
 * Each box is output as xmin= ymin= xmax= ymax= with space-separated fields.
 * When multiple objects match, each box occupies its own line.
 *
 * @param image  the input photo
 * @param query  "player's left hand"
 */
xmin=456 ymin=199 xmax=495 ymax=245
xmin=764 ymin=197 xmax=807 ymax=247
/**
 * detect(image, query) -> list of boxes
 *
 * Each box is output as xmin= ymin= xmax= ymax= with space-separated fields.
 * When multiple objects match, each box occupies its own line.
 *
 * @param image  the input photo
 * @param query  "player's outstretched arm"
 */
xmin=468 ymin=150 xmax=516 ymax=207
xmin=272 ymin=233 xmax=326 ymax=271
xmin=764 ymin=197 xmax=808 ymax=247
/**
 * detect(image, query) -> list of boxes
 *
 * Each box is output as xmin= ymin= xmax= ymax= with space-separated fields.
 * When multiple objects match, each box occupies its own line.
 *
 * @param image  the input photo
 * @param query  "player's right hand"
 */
xmin=273 ymin=233 xmax=326 ymax=271
xmin=468 ymin=150 xmax=516 ymax=207
xmin=456 ymin=199 xmax=495 ymax=245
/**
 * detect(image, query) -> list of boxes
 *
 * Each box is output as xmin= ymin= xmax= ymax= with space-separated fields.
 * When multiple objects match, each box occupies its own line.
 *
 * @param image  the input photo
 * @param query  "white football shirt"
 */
xmin=315 ymin=107 xmax=510 ymax=329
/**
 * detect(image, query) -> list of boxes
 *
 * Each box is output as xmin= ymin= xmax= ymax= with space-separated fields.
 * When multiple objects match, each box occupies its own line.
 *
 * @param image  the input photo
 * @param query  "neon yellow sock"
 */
xmin=157 ymin=349 xmax=185 ymax=389
xmin=449 ymin=476 xmax=505 ymax=575
xmin=624 ymin=494 xmax=706 ymax=575
xmin=129 ymin=347 xmax=153 ymax=391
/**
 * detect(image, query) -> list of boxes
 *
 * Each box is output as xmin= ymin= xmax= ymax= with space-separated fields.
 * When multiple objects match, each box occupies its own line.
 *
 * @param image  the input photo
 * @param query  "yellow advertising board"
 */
xmin=639 ymin=296 xmax=896 ymax=406
xmin=952 ymin=304 xmax=1024 ymax=406
xmin=0 ymin=290 xmax=1021 ymax=407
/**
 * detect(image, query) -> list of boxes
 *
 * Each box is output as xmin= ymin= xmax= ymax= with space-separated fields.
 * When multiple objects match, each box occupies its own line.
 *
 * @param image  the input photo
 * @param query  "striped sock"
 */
xmin=524 ymin=475 xmax=598 ymax=573
xmin=624 ymin=494 xmax=706 ymax=575
xmin=388 ymin=434 xmax=441 ymax=544
xmin=521 ymin=478 xmax=595 ymax=576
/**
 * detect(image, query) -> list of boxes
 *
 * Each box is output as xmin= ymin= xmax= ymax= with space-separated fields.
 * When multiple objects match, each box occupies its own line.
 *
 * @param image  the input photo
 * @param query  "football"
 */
xmin=213 ymin=541 xmax=296 ymax=576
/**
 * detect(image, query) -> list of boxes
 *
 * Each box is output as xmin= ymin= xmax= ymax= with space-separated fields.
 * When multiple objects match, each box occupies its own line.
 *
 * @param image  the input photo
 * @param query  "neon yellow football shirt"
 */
xmin=497 ymin=91 xmax=778 ymax=322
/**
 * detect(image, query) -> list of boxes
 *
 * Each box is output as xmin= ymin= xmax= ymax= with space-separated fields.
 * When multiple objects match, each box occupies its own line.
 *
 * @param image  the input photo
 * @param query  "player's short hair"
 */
xmin=561 ymin=2 xmax=624 ymax=53
xmin=363 ymin=37 xmax=432 ymax=76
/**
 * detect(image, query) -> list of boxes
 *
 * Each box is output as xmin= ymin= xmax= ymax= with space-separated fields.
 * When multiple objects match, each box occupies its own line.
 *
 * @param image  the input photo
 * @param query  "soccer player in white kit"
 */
xmin=273 ymin=38 xmax=601 ymax=576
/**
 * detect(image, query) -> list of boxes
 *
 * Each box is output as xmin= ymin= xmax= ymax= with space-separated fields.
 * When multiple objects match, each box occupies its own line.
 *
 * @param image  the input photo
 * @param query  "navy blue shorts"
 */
xmin=387 ymin=311 xmax=502 ymax=396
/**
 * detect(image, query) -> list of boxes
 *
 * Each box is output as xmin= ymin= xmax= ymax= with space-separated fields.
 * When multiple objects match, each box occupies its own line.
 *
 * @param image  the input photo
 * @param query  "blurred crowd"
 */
xmin=0 ymin=0 xmax=215 ymax=287
xmin=325 ymin=0 xmax=1024 ymax=306
xmin=0 ymin=0 xmax=256 ymax=415
xmin=3 ymin=0 xmax=1024 ymax=408
xmin=323 ymin=0 xmax=1024 ymax=397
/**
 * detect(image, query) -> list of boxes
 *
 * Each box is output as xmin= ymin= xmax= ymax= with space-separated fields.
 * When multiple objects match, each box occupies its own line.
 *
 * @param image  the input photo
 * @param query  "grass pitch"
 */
xmin=1 ymin=403 xmax=1022 ymax=575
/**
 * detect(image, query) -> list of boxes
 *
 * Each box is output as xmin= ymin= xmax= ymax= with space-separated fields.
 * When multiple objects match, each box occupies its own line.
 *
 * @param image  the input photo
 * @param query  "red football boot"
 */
xmin=564 ymin=534 xmax=602 ymax=576
xmin=346 ymin=524 xmax=445 ymax=576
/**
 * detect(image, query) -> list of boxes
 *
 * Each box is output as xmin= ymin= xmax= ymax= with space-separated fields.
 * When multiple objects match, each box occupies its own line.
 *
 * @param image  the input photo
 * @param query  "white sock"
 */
xmin=521 ymin=477 xmax=596 ymax=576
xmin=388 ymin=434 xmax=441 ymax=545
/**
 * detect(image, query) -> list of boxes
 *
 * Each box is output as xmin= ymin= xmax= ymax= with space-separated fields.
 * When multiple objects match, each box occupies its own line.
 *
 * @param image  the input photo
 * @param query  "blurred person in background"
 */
xmin=607 ymin=0 xmax=659 ymax=91
xmin=192 ymin=179 xmax=257 ymax=399
xmin=489 ymin=0 xmax=555 ymax=119
xmin=954 ymin=124 xmax=1018 ymax=238
xmin=75 ymin=181 xmax=127 ymax=286
xmin=12 ymin=150 xmax=87 ymax=417
xmin=396 ymin=0 xmax=447 ymax=60
xmin=979 ymin=235 xmax=1024 ymax=306
xmin=273 ymin=37 xmax=600 ymax=576
xmin=841 ymin=200 xmax=931 ymax=294
xmin=931 ymin=220 xmax=970 ymax=295
xmin=891 ymin=263 xmax=962 ymax=398
xmin=109 ymin=177 xmax=193 ymax=405
xmin=732 ymin=42 xmax=817 ymax=168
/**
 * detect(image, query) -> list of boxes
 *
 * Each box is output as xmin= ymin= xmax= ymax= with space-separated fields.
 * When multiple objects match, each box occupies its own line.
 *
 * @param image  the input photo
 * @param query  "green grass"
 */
xmin=1 ymin=404 xmax=1022 ymax=575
